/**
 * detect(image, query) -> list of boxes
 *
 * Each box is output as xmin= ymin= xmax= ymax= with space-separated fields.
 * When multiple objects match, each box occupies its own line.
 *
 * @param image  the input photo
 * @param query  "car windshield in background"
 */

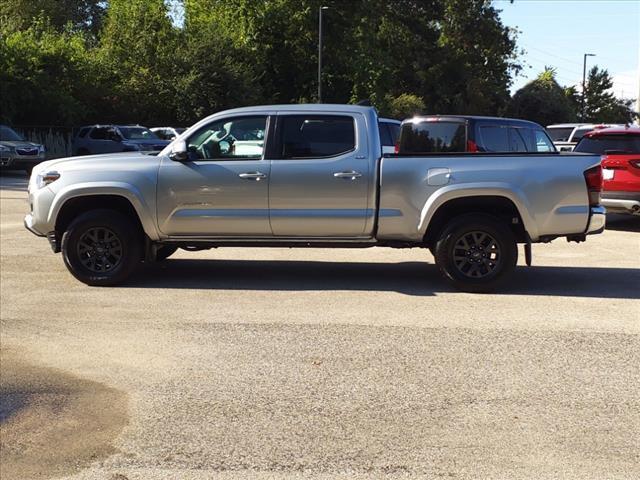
xmin=571 ymin=128 xmax=593 ymax=142
xmin=401 ymin=121 xmax=466 ymax=153
xmin=575 ymin=135 xmax=640 ymax=154
xmin=0 ymin=126 xmax=23 ymax=141
xmin=119 ymin=127 xmax=158 ymax=140
xmin=547 ymin=127 xmax=573 ymax=142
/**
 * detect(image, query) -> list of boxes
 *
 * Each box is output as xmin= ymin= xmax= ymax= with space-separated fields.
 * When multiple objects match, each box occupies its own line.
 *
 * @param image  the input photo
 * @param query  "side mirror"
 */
xmin=169 ymin=140 xmax=189 ymax=162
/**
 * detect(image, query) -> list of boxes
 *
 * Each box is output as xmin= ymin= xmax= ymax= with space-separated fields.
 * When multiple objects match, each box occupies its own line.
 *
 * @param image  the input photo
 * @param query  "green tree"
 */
xmin=97 ymin=0 xmax=180 ymax=124
xmin=0 ymin=0 xmax=105 ymax=36
xmin=506 ymin=68 xmax=577 ymax=125
xmin=382 ymin=93 xmax=426 ymax=119
xmin=0 ymin=16 xmax=99 ymax=125
xmin=583 ymin=66 xmax=637 ymax=123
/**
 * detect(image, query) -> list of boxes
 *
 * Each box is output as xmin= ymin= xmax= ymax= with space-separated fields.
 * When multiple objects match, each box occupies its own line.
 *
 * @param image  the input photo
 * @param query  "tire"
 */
xmin=155 ymin=245 xmax=178 ymax=261
xmin=433 ymin=214 xmax=517 ymax=293
xmin=61 ymin=209 xmax=142 ymax=286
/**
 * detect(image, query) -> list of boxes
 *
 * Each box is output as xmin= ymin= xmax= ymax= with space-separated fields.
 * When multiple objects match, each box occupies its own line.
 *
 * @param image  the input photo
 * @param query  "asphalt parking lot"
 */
xmin=1 ymin=171 xmax=638 ymax=480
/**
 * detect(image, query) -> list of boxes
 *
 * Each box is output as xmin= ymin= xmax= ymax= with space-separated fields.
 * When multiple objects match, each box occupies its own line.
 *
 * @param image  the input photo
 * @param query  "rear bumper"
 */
xmin=586 ymin=206 xmax=606 ymax=234
xmin=601 ymin=192 xmax=640 ymax=215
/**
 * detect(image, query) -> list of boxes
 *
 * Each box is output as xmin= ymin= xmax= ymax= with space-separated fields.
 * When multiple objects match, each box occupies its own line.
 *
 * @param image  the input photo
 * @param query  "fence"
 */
xmin=13 ymin=126 xmax=75 ymax=160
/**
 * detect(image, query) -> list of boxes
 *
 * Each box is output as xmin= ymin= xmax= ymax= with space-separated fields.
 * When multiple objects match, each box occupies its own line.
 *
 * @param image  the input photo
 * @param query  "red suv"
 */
xmin=574 ymin=126 xmax=640 ymax=216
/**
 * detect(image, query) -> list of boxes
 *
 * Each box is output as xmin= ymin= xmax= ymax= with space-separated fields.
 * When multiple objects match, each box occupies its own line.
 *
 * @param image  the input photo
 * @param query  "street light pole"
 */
xmin=318 ymin=6 xmax=328 ymax=103
xmin=581 ymin=53 xmax=596 ymax=121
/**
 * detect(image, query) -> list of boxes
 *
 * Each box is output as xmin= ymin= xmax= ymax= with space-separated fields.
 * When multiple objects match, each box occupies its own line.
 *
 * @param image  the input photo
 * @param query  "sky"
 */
xmin=497 ymin=0 xmax=640 ymax=100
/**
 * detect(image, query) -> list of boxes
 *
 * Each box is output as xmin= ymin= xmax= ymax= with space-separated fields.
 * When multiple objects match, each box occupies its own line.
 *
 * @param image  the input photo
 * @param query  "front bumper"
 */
xmin=586 ymin=206 xmax=606 ymax=234
xmin=24 ymin=213 xmax=45 ymax=237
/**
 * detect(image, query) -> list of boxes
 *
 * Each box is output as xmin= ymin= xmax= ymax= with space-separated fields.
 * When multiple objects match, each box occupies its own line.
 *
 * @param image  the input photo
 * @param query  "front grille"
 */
xmin=16 ymin=148 xmax=38 ymax=156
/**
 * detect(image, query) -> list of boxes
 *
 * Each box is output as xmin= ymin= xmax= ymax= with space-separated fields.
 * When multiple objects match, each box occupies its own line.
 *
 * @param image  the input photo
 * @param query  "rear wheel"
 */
xmin=61 ymin=209 xmax=142 ymax=286
xmin=434 ymin=214 xmax=517 ymax=293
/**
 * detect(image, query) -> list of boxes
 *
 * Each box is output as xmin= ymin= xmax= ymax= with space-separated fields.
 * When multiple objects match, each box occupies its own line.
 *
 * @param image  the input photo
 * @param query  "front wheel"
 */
xmin=433 ymin=214 xmax=517 ymax=293
xmin=61 ymin=209 xmax=142 ymax=286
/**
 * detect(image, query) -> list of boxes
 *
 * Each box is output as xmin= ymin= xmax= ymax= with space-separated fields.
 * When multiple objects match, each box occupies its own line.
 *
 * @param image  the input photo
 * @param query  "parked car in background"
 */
xmin=574 ymin=126 xmax=640 ymax=216
xmin=546 ymin=123 xmax=623 ymax=151
xmin=150 ymin=127 xmax=186 ymax=141
xmin=73 ymin=125 xmax=170 ymax=155
xmin=378 ymin=118 xmax=401 ymax=154
xmin=398 ymin=116 xmax=556 ymax=154
xmin=26 ymin=104 xmax=605 ymax=292
xmin=0 ymin=125 xmax=46 ymax=174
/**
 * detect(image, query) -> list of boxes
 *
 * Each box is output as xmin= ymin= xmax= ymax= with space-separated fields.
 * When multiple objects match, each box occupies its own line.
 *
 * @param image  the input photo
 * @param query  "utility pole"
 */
xmin=318 ymin=6 xmax=328 ymax=103
xmin=581 ymin=53 xmax=596 ymax=121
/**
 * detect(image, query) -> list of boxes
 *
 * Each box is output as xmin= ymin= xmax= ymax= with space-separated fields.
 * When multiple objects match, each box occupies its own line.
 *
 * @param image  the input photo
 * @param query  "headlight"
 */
xmin=0 ymin=144 xmax=11 ymax=153
xmin=36 ymin=171 xmax=60 ymax=189
xmin=38 ymin=145 xmax=46 ymax=154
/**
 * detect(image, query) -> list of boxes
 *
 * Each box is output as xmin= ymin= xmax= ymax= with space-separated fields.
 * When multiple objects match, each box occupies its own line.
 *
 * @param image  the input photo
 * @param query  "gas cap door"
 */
xmin=427 ymin=168 xmax=451 ymax=186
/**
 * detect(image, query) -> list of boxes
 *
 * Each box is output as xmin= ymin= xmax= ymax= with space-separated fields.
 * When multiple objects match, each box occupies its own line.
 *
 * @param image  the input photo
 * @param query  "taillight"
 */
xmin=467 ymin=140 xmax=478 ymax=152
xmin=583 ymin=165 xmax=602 ymax=206
xmin=394 ymin=141 xmax=399 ymax=154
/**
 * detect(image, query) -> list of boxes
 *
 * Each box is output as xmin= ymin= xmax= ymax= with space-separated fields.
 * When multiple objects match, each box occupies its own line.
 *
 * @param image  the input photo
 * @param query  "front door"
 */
xmin=156 ymin=115 xmax=272 ymax=236
xmin=268 ymin=113 xmax=371 ymax=237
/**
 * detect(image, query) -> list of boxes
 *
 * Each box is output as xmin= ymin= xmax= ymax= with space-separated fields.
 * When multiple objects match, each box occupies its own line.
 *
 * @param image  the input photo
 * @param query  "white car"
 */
xmin=546 ymin=123 xmax=623 ymax=151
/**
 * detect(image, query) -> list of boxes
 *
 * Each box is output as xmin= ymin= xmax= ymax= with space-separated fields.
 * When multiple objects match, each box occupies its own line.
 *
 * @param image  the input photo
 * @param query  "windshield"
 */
xmin=571 ymin=128 xmax=593 ymax=142
xmin=0 ymin=126 xmax=23 ymax=141
xmin=575 ymin=135 xmax=640 ymax=154
xmin=118 ymin=127 xmax=159 ymax=140
xmin=546 ymin=127 xmax=574 ymax=142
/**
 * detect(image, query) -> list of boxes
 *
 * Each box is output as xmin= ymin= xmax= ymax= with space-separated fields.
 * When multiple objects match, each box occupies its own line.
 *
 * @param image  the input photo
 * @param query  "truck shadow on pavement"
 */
xmin=605 ymin=214 xmax=640 ymax=233
xmin=130 ymin=259 xmax=640 ymax=299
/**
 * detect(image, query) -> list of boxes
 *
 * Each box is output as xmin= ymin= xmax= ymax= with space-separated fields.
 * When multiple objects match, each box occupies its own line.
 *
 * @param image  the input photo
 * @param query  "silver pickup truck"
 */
xmin=25 ymin=104 xmax=605 ymax=292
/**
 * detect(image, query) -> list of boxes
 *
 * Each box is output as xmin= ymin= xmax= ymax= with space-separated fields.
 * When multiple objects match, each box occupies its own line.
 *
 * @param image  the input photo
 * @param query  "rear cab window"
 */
xmin=399 ymin=120 xmax=466 ymax=153
xmin=575 ymin=135 xmax=640 ymax=154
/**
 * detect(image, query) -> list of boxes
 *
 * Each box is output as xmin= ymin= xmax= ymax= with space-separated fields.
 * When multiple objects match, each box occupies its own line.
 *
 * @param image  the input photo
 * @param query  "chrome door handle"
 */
xmin=333 ymin=170 xmax=362 ymax=180
xmin=238 ymin=172 xmax=267 ymax=181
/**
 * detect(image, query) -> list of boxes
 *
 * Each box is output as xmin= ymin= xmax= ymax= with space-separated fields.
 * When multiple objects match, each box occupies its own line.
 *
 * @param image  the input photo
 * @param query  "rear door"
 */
xmin=268 ymin=112 xmax=371 ymax=237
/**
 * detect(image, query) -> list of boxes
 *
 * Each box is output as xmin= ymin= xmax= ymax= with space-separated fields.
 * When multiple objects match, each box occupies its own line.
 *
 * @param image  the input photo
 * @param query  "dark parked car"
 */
xmin=0 ymin=125 xmax=45 ymax=174
xmin=397 ymin=116 xmax=556 ymax=154
xmin=73 ymin=125 xmax=170 ymax=155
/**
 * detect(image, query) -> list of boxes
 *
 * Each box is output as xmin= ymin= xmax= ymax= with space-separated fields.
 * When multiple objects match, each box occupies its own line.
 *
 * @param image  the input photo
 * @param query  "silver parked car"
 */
xmin=0 ymin=125 xmax=46 ymax=174
xmin=73 ymin=125 xmax=170 ymax=156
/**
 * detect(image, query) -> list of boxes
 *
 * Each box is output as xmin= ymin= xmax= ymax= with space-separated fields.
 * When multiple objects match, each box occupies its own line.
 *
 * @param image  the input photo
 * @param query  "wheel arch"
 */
xmin=50 ymin=185 xmax=159 ymax=240
xmin=421 ymin=191 xmax=534 ymax=248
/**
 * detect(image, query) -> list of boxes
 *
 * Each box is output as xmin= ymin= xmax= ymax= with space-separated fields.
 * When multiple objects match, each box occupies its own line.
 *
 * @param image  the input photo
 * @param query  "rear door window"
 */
xmin=89 ymin=127 xmax=108 ymax=140
xmin=388 ymin=123 xmax=400 ymax=144
xmin=399 ymin=121 xmax=466 ymax=153
xmin=508 ymin=128 xmax=528 ymax=152
xmin=378 ymin=123 xmax=393 ymax=146
xmin=280 ymin=115 xmax=355 ymax=159
xmin=479 ymin=126 xmax=510 ymax=152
